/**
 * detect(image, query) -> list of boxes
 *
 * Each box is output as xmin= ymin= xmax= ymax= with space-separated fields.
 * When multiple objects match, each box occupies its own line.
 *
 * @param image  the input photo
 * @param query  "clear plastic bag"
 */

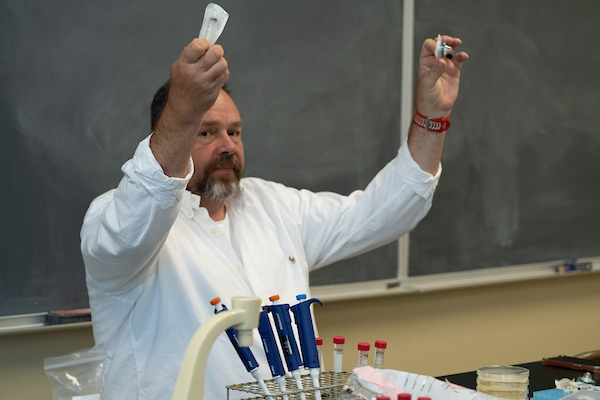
xmin=44 ymin=346 xmax=105 ymax=400
xmin=337 ymin=370 xmax=381 ymax=400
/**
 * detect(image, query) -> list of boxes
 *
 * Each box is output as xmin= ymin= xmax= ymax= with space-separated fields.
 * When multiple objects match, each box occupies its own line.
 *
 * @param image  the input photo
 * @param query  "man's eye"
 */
xmin=199 ymin=132 xmax=209 ymax=137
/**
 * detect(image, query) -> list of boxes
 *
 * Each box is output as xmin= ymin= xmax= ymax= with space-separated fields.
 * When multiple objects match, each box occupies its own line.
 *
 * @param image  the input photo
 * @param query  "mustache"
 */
xmin=205 ymin=154 xmax=243 ymax=176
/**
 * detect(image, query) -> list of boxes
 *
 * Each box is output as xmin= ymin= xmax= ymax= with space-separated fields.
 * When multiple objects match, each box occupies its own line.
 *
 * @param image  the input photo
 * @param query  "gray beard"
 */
xmin=190 ymin=154 xmax=244 ymax=200
xmin=200 ymin=178 xmax=240 ymax=201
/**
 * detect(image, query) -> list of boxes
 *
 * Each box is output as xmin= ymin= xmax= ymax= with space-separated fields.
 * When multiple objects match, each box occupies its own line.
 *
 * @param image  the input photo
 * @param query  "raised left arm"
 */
xmin=407 ymin=35 xmax=469 ymax=174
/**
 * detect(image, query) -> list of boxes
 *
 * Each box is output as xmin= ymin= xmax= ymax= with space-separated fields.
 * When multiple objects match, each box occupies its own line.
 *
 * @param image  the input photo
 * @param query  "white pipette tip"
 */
xmin=310 ymin=367 xmax=322 ymax=400
xmin=250 ymin=369 xmax=274 ymax=400
xmin=275 ymin=375 xmax=289 ymax=400
xmin=198 ymin=3 xmax=229 ymax=46
xmin=291 ymin=369 xmax=307 ymax=400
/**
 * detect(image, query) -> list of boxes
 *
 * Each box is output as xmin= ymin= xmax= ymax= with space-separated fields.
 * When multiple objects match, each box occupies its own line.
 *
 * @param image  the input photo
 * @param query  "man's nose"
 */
xmin=214 ymin=132 xmax=236 ymax=155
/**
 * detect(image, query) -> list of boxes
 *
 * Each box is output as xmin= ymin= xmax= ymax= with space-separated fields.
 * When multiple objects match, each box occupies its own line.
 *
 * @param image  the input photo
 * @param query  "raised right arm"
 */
xmin=150 ymin=38 xmax=229 ymax=177
xmin=81 ymin=39 xmax=229 ymax=293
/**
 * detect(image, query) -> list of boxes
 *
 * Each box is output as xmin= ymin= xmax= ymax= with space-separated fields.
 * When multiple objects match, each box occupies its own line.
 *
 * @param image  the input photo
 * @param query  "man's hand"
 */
xmin=151 ymin=38 xmax=229 ymax=178
xmin=164 ymin=38 xmax=230 ymax=127
xmin=415 ymin=35 xmax=468 ymax=118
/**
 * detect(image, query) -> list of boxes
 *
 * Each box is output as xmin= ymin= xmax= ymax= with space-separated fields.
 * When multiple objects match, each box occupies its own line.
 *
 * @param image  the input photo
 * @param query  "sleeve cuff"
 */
xmin=121 ymin=134 xmax=193 ymax=209
xmin=395 ymin=140 xmax=442 ymax=199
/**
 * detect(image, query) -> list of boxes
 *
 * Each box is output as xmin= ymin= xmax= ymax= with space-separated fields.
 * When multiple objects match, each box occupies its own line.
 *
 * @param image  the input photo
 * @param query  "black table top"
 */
xmin=437 ymin=361 xmax=600 ymax=393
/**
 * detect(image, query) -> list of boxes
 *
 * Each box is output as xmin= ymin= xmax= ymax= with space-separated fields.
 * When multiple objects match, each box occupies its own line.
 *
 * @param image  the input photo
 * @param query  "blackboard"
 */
xmin=409 ymin=0 xmax=600 ymax=275
xmin=0 ymin=1 xmax=403 ymax=317
xmin=3 ymin=1 xmax=598 ymax=318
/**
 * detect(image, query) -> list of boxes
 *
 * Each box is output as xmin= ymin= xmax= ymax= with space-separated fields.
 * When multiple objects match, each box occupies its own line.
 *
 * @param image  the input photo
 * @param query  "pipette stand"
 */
xmin=171 ymin=296 xmax=262 ymax=400
xmin=227 ymin=371 xmax=351 ymax=399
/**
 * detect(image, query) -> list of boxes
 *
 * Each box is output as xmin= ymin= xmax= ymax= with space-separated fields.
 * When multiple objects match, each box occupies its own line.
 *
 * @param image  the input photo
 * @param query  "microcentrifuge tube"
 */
xmin=316 ymin=337 xmax=325 ymax=373
xmin=333 ymin=336 xmax=345 ymax=373
xmin=356 ymin=342 xmax=370 ymax=368
xmin=373 ymin=340 xmax=387 ymax=369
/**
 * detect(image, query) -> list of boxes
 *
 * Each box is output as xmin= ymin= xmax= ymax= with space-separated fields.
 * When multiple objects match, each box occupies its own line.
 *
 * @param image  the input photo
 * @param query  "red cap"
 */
xmin=210 ymin=297 xmax=221 ymax=305
xmin=417 ymin=397 xmax=431 ymax=400
xmin=375 ymin=340 xmax=387 ymax=349
xmin=358 ymin=342 xmax=370 ymax=351
xmin=269 ymin=294 xmax=280 ymax=301
xmin=376 ymin=397 xmax=391 ymax=400
xmin=315 ymin=338 xmax=323 ymax=345
xmin=398 ymin=394 xmax=412 ymax=400
xmin=333 ymin=336 xmax=345 ymax=344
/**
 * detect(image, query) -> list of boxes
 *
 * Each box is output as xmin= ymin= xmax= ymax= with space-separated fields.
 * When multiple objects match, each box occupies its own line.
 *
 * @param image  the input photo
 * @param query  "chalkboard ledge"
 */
xmin=312 ymin=257 xmax=600 ymax=303
xmin=0 ymin=312 xmax=92 ymax=337
xmin=2 ymin=257 xmax=598 ymax=334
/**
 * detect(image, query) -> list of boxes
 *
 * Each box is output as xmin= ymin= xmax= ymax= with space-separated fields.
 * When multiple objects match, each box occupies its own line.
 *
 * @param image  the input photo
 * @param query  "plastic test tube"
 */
xmin=398 ymin=394 xmax=412 ymax=400
xmin=373 ymin=340 xmax=387 ymax=369
xmin=316 ymin=337 xmax=325 ymax=372
xmin=333 ymin=336 xmax=345 ymax=373
xmin=198 ymin=3 xmax=229 ymax=46
xmin=356 ymin=342 xmax=370 ymax=368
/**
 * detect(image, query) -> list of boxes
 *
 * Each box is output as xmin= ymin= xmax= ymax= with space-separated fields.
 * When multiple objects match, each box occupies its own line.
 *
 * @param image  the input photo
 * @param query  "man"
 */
xmin=81 ymin=35 xmax=468 ymax=399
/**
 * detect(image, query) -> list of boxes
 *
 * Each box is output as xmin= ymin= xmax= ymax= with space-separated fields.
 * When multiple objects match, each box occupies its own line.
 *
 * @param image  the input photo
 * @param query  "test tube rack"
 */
xmin=226 ymin=371 xmax=351 ymax=400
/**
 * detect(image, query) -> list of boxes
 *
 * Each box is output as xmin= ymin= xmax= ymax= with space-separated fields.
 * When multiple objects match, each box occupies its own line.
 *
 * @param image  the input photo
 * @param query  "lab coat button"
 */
xmin=211 ymin=229 xmax=217 ymax=235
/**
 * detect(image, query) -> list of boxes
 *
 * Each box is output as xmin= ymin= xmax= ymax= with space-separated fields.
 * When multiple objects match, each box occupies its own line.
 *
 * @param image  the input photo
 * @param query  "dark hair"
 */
xmin=150 ymin=79 xmax=231 ymax=131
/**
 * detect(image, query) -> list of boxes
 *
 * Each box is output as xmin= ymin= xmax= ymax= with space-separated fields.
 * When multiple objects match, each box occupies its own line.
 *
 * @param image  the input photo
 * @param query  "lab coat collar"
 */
xmin=180 ymin=184 xmax=246 ymax=220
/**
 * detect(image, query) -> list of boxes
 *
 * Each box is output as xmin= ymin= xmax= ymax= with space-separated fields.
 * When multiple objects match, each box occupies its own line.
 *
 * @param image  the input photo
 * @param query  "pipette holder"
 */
xmin=171 ymin=296 xmax=261 ymax=400
xmin=226 ymin=371 xmax=351 ymax=399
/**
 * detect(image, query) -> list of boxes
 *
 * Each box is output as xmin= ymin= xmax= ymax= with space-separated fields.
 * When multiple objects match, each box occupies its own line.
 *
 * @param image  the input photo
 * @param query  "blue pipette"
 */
xmin=258 ymin=309 xmax=289 ymax=400
xmin=265 ymin=295 xmax=307 ymax=400
xmin=290 ymin=294 xmax=323 ymax=400
xmin=210 ymin=297 xmax=273 ymax=400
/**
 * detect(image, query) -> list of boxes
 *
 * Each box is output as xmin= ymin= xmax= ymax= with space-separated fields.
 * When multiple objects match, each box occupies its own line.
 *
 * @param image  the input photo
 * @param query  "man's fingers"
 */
xmin=200 ymin=44 xmax=225 ymax=68
xmin=422 ymin=36 xmax=464 ymax=58
xmin=453 ymin=51 xmax=469 ymax=66
xmin=182 ymin=39 xmax=224 ymax=68
xmin=182 ymin=38 xmax=210 ymax=63
xmin=206 ymin=57 xmax=229 ymax=85
xmin=441 ymin=36 xmax=462 ymax=48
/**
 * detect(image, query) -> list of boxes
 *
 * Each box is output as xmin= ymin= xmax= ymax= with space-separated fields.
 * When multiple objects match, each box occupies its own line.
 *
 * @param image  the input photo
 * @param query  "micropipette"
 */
xmin=290 ymin=294 xmax=323 ymax=400
xmin=264 ymin=295 xmax=307 ymax=400
xmin=210 ymin=297 xmax=273 ymax=400
xmin=198 ymin=3 xmax=229 ymax=46
xmin=258 ymin=308 xmax=289 ymax=400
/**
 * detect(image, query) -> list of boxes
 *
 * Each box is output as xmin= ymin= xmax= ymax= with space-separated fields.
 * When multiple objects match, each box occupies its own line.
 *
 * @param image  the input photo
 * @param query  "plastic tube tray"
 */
xmin=226 ymin=371 xmax=351 ymax=400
